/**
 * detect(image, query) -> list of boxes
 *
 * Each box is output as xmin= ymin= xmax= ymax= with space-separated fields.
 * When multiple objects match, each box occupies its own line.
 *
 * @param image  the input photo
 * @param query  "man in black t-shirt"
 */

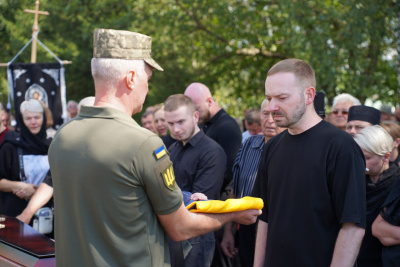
xmin=252 ymin=59 xmax=366 ymax=267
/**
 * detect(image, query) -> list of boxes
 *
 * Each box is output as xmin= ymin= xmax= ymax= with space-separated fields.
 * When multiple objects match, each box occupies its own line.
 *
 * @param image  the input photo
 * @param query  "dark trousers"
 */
xmin=237 ymin=223 xmax=257 ymax=267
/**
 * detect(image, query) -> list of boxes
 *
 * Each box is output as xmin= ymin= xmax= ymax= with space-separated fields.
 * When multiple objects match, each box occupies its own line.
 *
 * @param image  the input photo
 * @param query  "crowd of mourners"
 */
xmin=1 ymin=89 xmax=399 ymax=267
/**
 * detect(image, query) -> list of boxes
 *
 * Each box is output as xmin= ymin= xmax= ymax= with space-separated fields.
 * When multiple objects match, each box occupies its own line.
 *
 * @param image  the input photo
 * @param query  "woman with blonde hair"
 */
xmin=354 ymin=125 xmax=400 ymax=266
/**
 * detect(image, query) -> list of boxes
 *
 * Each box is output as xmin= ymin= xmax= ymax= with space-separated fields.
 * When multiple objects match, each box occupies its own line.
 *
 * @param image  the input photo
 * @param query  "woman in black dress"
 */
xmin=0 ymin=99 xmax=52 ymax=217
xmin=354 ymin=125 xmax=400 ymax=267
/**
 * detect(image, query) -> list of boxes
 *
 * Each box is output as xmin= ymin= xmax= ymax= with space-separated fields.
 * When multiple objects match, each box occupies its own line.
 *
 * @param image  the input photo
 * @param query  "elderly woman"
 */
xmin=0 ymin=99 xmax=52 ymax=217
xmin=354 ymin=125 xmax=400 ymax=267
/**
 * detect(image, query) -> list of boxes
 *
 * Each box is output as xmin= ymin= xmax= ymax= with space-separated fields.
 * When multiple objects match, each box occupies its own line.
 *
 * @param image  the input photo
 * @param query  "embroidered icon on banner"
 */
xmin=161 ymin=163 xmax=175 ymax=190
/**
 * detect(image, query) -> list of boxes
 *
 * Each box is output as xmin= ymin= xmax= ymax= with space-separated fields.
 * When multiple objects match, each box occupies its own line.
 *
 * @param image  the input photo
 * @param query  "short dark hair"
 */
xmin=164 ymin=94 xmax=196 ymax=114
xmin=268 ymin=58 xmax=316 ymax=89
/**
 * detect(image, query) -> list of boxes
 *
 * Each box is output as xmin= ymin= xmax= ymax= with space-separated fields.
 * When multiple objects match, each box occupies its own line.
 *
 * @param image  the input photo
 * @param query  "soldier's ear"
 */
xmin=126 ymin=70 xmax=136 ymax=90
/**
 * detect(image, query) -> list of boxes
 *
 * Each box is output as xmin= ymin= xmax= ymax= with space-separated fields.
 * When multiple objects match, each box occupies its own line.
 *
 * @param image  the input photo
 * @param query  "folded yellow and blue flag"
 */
xmin=186 ymin=196 xmax=263 ymax=213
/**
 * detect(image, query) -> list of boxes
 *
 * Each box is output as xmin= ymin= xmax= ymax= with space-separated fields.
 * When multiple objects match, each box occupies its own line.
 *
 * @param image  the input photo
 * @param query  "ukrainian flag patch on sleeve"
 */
xmin=161 ymin=163 xmax=176 ymax=190
xmin=154 ymin=145 xmax=167 ymax=160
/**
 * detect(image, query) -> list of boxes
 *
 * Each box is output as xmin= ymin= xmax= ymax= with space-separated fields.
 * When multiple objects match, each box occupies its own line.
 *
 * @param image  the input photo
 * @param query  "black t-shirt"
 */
xmin=202 ymin=109 xmax=242 ymax=193
xmin=252 ymin=120 xmax=366 ymax=266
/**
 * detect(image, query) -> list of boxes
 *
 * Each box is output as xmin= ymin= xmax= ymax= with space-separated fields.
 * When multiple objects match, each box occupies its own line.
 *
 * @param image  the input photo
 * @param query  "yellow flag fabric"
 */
xmin=186 ymin=197 xmax=263 ymax=213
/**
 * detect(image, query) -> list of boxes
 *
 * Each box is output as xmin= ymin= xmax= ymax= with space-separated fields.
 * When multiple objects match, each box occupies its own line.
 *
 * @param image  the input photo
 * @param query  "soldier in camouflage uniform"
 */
xmin=49 ymin=29 xmax=260 ymax=266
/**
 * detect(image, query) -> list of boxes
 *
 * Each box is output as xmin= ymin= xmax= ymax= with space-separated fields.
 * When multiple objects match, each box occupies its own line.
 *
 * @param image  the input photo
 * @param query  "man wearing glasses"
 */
xmin=330 ymin=93 xmax=361 ymax=130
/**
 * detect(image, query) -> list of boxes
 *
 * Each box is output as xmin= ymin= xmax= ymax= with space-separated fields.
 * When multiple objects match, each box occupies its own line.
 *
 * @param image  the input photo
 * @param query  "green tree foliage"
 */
xmin=0 ymin=0 xmax=397 ymax=118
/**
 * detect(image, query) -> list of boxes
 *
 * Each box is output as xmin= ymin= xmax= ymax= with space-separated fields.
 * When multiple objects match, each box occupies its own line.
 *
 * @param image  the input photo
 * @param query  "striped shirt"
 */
xmin=232 ymin=135 xmax=265 ymax=198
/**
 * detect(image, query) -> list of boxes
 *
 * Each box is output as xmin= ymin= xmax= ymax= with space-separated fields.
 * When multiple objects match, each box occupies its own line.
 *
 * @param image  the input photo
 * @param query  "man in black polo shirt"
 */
xmin=164 ymin=94 xmax=226 ymax=267
xmin=184 ymin=83 xmax=242 ymax=198
xmin=184 ymin=83 xmax=242 ymax=267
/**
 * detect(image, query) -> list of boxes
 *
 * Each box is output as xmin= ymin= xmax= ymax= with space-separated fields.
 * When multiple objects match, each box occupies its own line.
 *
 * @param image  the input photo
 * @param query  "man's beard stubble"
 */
xmin=179 ymin=123 xmax=197 ymax=144
xmin=273 ymin=94 xmax=306 ymax=128
xmin=198 ymin=109 xmax=211 ymax=124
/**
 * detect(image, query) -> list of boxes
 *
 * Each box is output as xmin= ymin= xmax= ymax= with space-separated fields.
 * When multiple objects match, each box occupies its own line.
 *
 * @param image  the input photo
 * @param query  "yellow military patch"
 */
xmin=161 ymin=163 xmax=176 ymax=191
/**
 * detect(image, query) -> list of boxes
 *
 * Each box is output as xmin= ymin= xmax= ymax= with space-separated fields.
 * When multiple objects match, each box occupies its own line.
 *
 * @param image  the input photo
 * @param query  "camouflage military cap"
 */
xmin=93 ymin=29 xmax=163 ymax=71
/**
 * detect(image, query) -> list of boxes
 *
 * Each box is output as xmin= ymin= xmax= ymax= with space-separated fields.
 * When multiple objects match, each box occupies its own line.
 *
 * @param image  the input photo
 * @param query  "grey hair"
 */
xmin=67 ymin=100 xmax=78 ymax=107
xmin=91 ymin=58 xmax=145 ymax=88
xmin=354 ymin=125 xmax=393 ymax=156
xmin=20 ymin=99 xmax=44 ymax=114
xmin=332 ymin=93 xmax=361 ymax=108
xmin=261 ymin=99 xmax=268 ymax=109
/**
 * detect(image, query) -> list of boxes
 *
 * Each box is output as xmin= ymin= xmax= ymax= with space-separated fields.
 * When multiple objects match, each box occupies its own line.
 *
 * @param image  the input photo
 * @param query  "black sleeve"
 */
xmin=380 ymin=178 xmax=400 ymax=226
xmin=329 ymin=148 xmax=367 ymax=228
xmin=217 ymin=122 xmax=242 ymax=190
xmin=0 ymin=143 xmax=19 ymax=181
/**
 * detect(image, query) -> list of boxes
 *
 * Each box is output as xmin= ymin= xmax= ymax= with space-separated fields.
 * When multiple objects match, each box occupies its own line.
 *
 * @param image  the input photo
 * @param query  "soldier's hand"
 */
xmin=232 ymin=209 xmax=261 ymax=225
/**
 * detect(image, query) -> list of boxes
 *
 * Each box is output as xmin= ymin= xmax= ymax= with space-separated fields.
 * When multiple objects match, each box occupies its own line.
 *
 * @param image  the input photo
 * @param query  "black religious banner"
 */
xmin=7 ymin=62 xmax=66 ymax=129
